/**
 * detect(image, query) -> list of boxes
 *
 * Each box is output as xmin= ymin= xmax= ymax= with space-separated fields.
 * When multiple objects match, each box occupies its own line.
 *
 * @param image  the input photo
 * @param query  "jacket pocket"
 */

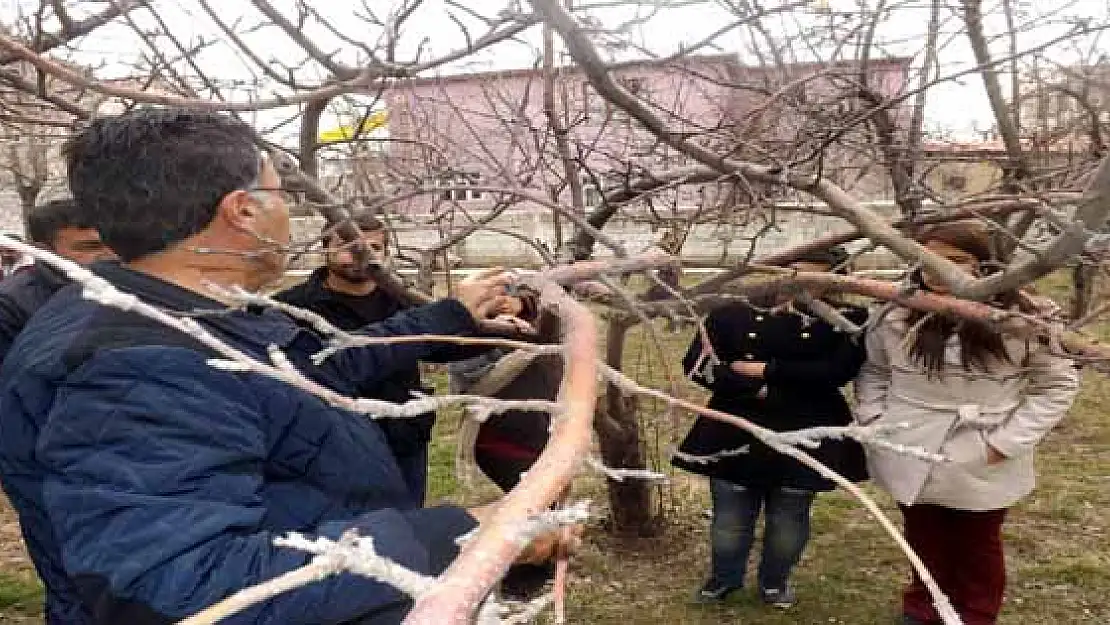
xmin=939 ymin=427 xmax=989 ymax=467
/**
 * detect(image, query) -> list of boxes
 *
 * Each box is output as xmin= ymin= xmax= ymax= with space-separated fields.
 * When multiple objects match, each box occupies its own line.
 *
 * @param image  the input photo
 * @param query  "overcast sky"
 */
xmin=3 ymin=0 xmax=1108 ymax=139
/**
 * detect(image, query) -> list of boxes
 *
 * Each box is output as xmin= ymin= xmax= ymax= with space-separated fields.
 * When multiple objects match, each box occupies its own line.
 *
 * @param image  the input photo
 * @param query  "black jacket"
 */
xmin=0 ymin=261 xmax=70 ymax=363
xmin=275 ymin=268 xmax=463 ymax=459
xmin=672 ymin=302 xmax=869 ymax=492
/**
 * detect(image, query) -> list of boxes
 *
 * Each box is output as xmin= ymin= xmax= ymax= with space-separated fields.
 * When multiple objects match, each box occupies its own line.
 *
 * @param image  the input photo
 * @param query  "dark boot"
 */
xmin=499 ymin=562 xmax=555 ymax=601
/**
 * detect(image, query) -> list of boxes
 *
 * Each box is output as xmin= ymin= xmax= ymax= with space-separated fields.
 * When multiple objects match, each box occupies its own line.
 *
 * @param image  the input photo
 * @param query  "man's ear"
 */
xmin=215 ymin=189 xmax=258 ymax=232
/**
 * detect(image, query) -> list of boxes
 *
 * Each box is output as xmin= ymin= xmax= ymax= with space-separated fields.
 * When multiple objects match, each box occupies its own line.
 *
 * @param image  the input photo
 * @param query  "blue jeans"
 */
xmin=708 ymin=478 xmax=815 ymax=591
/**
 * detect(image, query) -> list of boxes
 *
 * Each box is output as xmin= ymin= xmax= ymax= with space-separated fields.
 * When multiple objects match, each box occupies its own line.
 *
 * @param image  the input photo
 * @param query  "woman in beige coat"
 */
xmin=855 ymin=221 xmax=1080 ymax=625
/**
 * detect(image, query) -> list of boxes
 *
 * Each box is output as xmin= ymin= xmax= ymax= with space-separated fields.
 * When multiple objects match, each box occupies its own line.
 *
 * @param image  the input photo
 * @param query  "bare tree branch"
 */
xmin=0 ymin=0 xmax=149 ymax=65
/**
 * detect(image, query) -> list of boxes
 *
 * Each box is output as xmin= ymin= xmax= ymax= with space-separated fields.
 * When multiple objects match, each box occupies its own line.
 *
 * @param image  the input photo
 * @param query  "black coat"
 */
xmin=276 ymin=268 xmax=440 ymax=457
xmin=672 ymin=302 xmax=869 ymax=492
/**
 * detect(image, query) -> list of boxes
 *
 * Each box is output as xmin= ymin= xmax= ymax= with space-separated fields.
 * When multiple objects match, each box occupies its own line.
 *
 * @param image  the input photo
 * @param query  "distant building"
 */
xmin=283 ymin=55 xmax=913 ymax=265
xmin=1017 ymin=62 xmax=1110 ymax=154
xmin=923 ymin=134 xmax=1088 ymax=202
xmin=379 ymin=54 xmax=913 ymax=218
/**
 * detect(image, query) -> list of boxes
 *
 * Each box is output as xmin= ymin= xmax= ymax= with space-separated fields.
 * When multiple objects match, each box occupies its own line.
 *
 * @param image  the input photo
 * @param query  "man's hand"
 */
xmin=514 ymin=525 xmax=584 ymax=565
xmin=492 ymin=295 xmax=525 ymax=317
xmin=454 ymin=269 xmax=514 ymax=320
xmin=466 ymin=503 xmax=496 ymax=526
xmin=465 ymin=504 xmax=584 ymax=565
xmin=730 ymin=361 xmax=766 ymax=378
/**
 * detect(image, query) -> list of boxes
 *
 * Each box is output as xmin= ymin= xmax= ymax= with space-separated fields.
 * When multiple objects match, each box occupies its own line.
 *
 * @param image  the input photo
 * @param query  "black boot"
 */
xmin=499 ymin=562 xmax=555 ymax=601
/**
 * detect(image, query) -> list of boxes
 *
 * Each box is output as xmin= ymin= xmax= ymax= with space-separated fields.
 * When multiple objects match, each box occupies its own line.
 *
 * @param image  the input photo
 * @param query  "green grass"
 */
xmin=538 ymin=317 xmax=1110 ymax=624
xmin=3 ymin=272 xmax=1110 ymax=623
xmin=0 ymin=571 xmax=42 ymax=621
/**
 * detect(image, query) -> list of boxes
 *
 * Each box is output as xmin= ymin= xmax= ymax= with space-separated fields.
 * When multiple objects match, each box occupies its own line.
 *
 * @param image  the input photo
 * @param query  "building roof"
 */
xmin=923 ymin=137 xmax=1078 ymax=156
xmin=388 ymin=54 xmax=913 ymax=88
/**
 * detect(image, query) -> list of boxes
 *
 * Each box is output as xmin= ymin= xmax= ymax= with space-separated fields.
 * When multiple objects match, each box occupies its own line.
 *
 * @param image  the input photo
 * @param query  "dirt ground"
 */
xmin=1 ymin=294 xmax=1109 ymax=623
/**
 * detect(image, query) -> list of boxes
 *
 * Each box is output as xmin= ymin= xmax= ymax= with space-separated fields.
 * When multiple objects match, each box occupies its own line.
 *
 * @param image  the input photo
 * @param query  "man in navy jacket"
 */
xmin=0 ymin=108 xmax=533 ymax=624
xmin=0 ymin=198 xmax=116 ymax=363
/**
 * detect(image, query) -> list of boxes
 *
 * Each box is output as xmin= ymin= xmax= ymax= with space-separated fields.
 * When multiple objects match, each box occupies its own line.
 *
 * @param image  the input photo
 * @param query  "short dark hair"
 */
xmin=26 ymin=198 xmax=95 ymax=248
xmin=322 ymin=212 xmax=386 ymax=246
xmin=63 ymin=108 xmax=261 ymax=261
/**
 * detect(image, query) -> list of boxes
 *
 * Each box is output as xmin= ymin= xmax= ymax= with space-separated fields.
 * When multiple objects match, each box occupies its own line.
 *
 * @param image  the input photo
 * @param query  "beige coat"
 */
xmin=855 ymin=308 xmax=1080 ymax=511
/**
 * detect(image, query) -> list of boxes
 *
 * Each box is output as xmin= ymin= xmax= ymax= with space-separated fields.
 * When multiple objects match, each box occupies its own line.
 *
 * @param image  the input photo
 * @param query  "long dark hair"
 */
xmin=907 ymin=221 xmax=1017 ymax=378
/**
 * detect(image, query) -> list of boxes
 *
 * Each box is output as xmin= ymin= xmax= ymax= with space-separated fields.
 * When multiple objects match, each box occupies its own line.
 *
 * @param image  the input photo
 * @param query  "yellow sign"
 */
xmin=318 ymin=110 xmax=388 ymax=143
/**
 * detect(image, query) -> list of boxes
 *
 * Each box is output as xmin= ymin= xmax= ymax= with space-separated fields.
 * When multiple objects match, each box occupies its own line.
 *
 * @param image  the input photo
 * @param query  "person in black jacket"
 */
xmin=0 ymin=198 xmax=116 ymax=362
xmin=276 ymin=215 xmax=523 ymax=505
xmin=673 ymin=245 xmax=869 ymax=609
xmin=449 ymin=304 xmax=560 ymax=492
xmin=276 ymin=213 xmax=437 ymax=502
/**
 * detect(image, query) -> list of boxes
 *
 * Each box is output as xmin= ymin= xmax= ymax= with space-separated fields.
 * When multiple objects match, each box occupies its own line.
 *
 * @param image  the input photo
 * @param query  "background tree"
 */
xmin=2 ymin=1 xmax=1110 ymax=621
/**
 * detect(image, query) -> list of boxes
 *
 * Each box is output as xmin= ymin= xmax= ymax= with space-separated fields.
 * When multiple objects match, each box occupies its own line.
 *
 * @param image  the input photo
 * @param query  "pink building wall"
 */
xmin=381 ymin=55 xmax=911 ymax=217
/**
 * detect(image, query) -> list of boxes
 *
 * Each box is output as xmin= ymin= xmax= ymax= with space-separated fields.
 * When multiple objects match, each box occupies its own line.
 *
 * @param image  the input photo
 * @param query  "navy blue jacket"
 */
xmin=0 ymin=261 xmax=69 ymax=363
xmin=275 ymin=269 xmax=436 ymax=467
xmin=0 ymin=263 xmax=477 ymax=624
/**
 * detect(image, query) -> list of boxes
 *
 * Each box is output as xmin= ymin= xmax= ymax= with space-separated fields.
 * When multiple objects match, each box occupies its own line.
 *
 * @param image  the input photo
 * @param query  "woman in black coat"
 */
xmin=673 ymin=246 xmax=868 ymax=609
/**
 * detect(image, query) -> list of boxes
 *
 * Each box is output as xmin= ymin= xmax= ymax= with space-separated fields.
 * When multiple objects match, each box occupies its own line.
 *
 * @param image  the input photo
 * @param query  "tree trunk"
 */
xmin=298 ymin=97 xmax=329 ymax=180
xmin=1071 ymin=263 xmax=1096 ymax=319
xmin=593 ymin=317 xmax=660 ymax=536
xmin=414 ymin=252 xmax=436 ymax=296
xmin=17 ymin=183 xmax=42 ymax=233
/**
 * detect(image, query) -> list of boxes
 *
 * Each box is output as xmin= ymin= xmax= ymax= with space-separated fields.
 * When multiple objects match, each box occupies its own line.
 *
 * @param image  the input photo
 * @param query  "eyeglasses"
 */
xmin=247 ymin=186 xmax=306 ymax=206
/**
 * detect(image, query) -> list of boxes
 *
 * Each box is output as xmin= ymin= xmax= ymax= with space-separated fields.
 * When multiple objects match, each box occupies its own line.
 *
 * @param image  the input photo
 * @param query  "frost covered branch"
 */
xmin=177 ymin=531 xmax=436 ymax=625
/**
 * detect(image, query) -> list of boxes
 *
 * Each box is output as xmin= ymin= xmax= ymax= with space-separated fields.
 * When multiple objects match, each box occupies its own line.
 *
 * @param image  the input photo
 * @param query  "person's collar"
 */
xmin=94 ymin=261 xmax=225 ymax=311
xmin=306 ymin=265 xmax=330 ymax=289
xmin=32 ymin=260 xmax=74 ymax=289
xmin=92 ymin=262 xmax=302 ymax=346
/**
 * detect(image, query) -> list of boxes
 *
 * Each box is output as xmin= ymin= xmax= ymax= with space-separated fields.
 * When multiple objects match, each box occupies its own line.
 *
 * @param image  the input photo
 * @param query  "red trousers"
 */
xmin=900 ymin=504 xmax=1008 ymax=625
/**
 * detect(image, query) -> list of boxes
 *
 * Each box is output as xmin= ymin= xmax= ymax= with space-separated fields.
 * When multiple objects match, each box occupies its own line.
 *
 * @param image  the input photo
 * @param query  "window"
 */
xmin=788 ymin=81 xmax=808 ymax=105
xmin=437 ymin=172 xmax=482 ymax=201
xmin=581 ymin=82 xmax=607 ymax=120
xmin=942 ymin=173 xmax=968 ymax=191
xmin=577 ymin=173 xmax=603 ymax=208
xmin=618 ymin=77 xmax=644 ymax=95
xmin=583 ymin=182 xmax=602 ymax=208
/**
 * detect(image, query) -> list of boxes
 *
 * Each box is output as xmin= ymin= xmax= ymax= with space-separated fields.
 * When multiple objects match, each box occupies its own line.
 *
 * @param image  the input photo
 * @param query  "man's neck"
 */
xmin=324 ymin=270 xmax=377 ymax=297
xmin=127 ymin=249 xmax=261 ymax=304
